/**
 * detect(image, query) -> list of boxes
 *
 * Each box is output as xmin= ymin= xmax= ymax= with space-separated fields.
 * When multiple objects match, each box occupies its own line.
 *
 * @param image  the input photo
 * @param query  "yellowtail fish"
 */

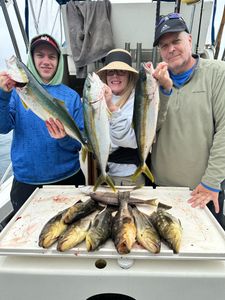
xmin=132 ymin=62 xmax=159 ymax=183
xmin=83 ymin=72 xmax=116 ymax=192
xmin=6 ymin=55 xmax=86 ymax=145
xmin=112 ymin=191 xmax=136 ymax=254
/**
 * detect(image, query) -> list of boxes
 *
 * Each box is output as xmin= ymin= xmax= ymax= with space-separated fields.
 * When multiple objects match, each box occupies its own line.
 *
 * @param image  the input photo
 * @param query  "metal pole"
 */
xmin=195 ymin=0 xmax=204 ymax=54
xmin=136 ymin=43 xmax=142 ymax=70
xmin=0 ymin=0 xmax=21 ymax=59
xmin=13 ymin=0 xmax=29 ymax=52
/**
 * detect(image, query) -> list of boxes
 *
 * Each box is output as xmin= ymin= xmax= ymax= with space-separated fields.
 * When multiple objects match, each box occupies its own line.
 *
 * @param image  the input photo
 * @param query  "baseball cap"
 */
xmin=153 ymin=13 xmax=189 ymax=47
xmin=31 ymin=35 xmax=60 ymax=53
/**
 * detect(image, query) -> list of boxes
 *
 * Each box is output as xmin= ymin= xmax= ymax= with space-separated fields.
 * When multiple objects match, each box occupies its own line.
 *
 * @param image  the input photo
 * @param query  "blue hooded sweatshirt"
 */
xmin=0 ymin=34 xmax=84 ymax=184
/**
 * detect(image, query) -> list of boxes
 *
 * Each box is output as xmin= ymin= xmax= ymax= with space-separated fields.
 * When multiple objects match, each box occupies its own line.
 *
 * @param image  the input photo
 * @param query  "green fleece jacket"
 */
xmin=151 ymin=58 xmax=225 ymax=190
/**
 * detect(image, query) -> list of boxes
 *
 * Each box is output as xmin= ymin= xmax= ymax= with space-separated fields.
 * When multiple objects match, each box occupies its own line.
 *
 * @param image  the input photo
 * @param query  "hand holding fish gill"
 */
xmin=103 ymin=84 xmax=118 ymax=112
xmin=0 ymin=71 xmax=16 ymax=92
xmin=152 ymin=62 xmax=173 ymax=92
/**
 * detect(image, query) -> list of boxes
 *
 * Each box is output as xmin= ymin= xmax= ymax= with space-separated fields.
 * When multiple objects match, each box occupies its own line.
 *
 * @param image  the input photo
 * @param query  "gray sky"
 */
xmin=0 ymin=0 xmax=62 ymax=70
xmin=0 ymin=2 xmax=27 ymax=70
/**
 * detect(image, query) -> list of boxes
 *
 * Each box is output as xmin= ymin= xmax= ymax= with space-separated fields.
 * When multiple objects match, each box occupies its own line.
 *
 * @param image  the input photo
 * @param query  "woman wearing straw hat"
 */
xmin=97 ymin=48 xmax=172 ymax=186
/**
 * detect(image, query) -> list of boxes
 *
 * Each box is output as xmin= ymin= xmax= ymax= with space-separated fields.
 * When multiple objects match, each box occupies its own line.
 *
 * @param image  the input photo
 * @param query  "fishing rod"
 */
xmin=152 ymin=0 xmax=161 ymax=68
xmin=174 ymin=0 xmax=181 ymax=13
xmin=195 ymin=0 xmax=204 ymax=54
xmin=214 ymin=5 xmax=225 ymax=59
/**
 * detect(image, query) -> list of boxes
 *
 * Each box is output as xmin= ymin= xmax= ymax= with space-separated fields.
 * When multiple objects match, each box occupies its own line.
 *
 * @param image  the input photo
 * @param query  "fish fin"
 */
xmin=21 ymin=100 xmax=28 ymax=110
xmin=93 ymin=174 xmax=117 ymax=192
xmin=131 ymin=163 xmax=154 ymax=183
xmin=145 ymin=198 xmax=158 ymax=206
xmin=81 ymin=147 xmax=87 ymax=162
xmin=157 ymin=202 xmax=172 ymax=210
xmin=55 ymin=99 xmax=67 ymax=108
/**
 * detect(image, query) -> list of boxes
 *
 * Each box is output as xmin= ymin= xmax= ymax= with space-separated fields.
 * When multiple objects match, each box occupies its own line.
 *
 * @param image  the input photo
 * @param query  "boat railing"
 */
xmin=0 ymin=162 xmax=12 ymax=188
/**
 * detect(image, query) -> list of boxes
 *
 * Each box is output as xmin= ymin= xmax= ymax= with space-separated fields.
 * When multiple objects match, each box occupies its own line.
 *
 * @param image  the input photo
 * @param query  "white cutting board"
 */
xmin=0 ymin=185 xmax=224 ymax=260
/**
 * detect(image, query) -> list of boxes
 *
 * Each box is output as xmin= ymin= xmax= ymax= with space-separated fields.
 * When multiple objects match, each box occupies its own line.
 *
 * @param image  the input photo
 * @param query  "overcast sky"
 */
xmin=0 ymin=0 xmax=61 ymax=70
xmin=0 ymin=2 xmax=27 ymax=70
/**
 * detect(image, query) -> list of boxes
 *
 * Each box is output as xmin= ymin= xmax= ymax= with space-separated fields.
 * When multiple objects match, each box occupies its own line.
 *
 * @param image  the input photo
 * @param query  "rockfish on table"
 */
xmin=38 ymin=209 xmax=68 ymax=248
xmin=112 ymin=191 xmax=136 ymax=254
xmin=132 ymin=62 xmax=160 ymax=183
xmin=57 ymin=210 xmax=100 ymax=252
xmin=86 ymin=206 xmax=113 ymax=251
xmin=63 ymin=198 xmax=98 ymax=224
xmin=83 ymin=72 xmax=116 ymax=192
xmin=150 ymin=205 xmax=183 ymax=254
xmin=132 ymin=206 xmax=161 ymax=254
xmin=6 ymin=55 xmax=86 ymax=145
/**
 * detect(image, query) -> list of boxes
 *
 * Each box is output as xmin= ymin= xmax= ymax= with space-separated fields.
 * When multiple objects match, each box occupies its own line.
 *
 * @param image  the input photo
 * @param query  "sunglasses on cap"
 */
xmin=157 ymin=12 xmax=186 ymax=27
xmin=106 ymin=70 xmax=128 ymax=76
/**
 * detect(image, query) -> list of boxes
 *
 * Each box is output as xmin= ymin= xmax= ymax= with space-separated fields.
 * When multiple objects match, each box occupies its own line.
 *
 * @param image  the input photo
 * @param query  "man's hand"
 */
xmin=188 ymin=184 xmax=220 ymax=213
xmin=0 ymin=71 xmax=16 ymax=92
xmin=45 ymin=118 xmax=67 ymax=139
xmin=152 ymin=62 xmax=173 ymax=92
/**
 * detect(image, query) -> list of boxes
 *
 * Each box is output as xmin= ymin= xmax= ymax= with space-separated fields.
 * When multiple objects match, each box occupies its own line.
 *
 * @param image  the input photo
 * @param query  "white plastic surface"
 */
xmin=0 ymin=185 xmax=224 ymax=260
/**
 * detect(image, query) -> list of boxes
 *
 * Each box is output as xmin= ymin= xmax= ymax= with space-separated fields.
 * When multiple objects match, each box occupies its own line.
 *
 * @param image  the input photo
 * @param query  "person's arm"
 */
xmin=0 ymin=72 xmax=17 ymax=133
xmin=188 ymin=62 xmax=225 ymax=212
xmin=48 ymin=91 xmax=84 ymax=152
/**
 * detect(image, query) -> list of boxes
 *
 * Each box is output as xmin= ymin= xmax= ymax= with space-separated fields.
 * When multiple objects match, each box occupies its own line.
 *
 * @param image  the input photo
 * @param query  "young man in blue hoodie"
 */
xmin=0 ymin=34 xmax=85 ymax=214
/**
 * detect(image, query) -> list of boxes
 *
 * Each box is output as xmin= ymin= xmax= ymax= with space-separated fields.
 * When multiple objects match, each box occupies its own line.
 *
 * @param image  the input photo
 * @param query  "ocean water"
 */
xmin=0 ymin=132 xmax=12 ymax=179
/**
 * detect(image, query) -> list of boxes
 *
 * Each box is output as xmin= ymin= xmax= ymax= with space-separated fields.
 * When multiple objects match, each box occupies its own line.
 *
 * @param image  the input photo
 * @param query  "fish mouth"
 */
xmin=15 ymin=82 xmax=27 ymax=88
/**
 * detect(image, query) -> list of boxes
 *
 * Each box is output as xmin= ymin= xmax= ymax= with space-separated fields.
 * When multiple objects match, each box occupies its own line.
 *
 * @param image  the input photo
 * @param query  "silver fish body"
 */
xmin=132 ymin=62 xmax=160 ymax=183
xmin=6 ymin=55 xmax=86 ymax=145
xmin=83 ymin=72 xmax=115 ymax=191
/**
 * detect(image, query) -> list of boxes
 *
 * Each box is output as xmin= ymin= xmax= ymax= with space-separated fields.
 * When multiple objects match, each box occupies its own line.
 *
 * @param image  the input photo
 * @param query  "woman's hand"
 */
xmin=45 ymin=118 xmax=67 ymax=139
xmin=0 ymin=71 xmax=16 ymax=92
xmin=103 ymin=84 xmax=118 ymax=112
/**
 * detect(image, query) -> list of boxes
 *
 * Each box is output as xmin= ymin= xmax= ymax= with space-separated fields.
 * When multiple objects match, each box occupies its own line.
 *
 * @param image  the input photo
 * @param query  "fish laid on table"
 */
xmin=112 ymin=191 xmax=136 ymax=254
xmin=82 ymin=72 xmax=116 ymax=192
xmin=57 ymin=210 xmax=100 ymax=252
xmin=6 ymin=55 xmax=86 ymax=145
xmin=86 ymin=206 xmax=113 ymax=251
xmin=63 ymin=198 xmax=99 ymax=224
xmin=132 ymin=62 xmax=160 ymax=183
xmin=132 ymin=206 xmax=161 ymax=254
xmin=89 ymin=191 xmax=157 ymax=207
xmin=39 ymin=209 xmax=68 ymax=248
xmin=150 ymin=204 xmax=183 ymax=254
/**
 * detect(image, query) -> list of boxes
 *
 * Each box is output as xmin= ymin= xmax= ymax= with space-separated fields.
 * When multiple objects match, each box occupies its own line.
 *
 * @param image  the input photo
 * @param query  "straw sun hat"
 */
xmin=97 ymin=49 xmax=138 ymax=76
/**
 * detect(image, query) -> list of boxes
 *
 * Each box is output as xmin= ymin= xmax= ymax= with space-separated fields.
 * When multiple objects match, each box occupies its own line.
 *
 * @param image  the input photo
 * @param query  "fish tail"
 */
xmin=145 ymin=198 xmax=157 ymax=206
xmin=93 ymin=174 xmax=117 ymax=192
xmin=131 ymin=163 xmax=154 ymax=183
